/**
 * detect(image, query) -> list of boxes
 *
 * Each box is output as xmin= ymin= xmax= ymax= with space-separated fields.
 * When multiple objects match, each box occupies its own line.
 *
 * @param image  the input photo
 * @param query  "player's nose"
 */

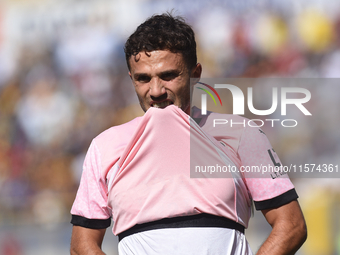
xmin=149 ymin=79 xmax=166 ymax=98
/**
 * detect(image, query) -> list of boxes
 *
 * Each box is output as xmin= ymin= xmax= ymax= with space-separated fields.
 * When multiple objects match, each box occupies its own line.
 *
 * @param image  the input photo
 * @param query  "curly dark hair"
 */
xmin=124 ymin=12 xmax=197 ymax=71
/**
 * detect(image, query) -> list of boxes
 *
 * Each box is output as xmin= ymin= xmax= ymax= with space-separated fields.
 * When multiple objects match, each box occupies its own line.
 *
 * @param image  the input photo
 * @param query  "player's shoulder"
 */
xmin=194 ymin=107 xmax=263 ymax=142
xmin=93 ymin=116 xmax=142 ymax=147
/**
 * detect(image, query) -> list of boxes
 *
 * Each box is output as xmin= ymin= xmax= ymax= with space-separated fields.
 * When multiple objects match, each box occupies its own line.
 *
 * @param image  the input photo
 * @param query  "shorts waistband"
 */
xmin=118 ymin=213 xmax=245 ymax=242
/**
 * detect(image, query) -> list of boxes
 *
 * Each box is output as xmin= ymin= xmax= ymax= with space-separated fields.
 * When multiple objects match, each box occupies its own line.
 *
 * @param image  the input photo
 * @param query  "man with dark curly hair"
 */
xmin=70 ymin=13 xmax=307 ymax=255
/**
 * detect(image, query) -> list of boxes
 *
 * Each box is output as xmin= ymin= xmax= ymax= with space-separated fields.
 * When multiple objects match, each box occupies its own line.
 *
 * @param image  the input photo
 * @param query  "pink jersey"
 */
xmin=71 ymin=105 xmax=296 ymax=235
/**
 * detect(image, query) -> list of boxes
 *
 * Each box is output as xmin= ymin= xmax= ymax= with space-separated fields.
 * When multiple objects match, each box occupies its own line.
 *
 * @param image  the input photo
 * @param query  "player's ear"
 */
xmin=191 ymin=63 xmax=202 ymax=79
xmin=190 ymin=63 xmax=202 ymax=86
xmin=129 ymin=71 xmax=132 ymax=80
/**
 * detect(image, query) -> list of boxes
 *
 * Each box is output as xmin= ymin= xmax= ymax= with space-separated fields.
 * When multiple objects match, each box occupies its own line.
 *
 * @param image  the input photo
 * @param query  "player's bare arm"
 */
xmin=70 ymin=226 xmax=106 ymax=255
xmin=257 ymin=200 xmax=307 ymax=255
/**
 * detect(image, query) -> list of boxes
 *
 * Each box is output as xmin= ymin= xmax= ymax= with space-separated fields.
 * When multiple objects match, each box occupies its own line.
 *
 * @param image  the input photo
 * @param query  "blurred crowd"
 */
xmin=0 ymin=0 xmax=340 ymax=254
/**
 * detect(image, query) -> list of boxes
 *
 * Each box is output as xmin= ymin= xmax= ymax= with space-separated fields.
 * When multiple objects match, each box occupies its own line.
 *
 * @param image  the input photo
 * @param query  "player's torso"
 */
xmin=96 ymin=106 xmax=252 ymax=235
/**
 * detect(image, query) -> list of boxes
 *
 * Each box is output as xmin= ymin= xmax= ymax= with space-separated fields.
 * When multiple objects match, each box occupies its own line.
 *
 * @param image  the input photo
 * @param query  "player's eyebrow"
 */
xmin=133 ymin=69 xmax=181 ymax=80
xmin=133 ymin=73 xmax=150 ymax=80
xmin=158 ymin=69 xmax=181 ymax=76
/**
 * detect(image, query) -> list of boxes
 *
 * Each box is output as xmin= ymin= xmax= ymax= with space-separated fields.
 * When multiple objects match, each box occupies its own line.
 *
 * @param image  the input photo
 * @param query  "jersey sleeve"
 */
xmin=70 ymin=140 xmax=112 ymax=229
xmin=238 ymin=120 xmax=298 ymax=210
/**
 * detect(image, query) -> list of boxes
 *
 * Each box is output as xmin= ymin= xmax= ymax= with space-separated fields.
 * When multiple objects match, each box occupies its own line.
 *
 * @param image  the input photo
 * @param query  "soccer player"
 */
xmin=70 ymin=13 xmax=307 ymax=255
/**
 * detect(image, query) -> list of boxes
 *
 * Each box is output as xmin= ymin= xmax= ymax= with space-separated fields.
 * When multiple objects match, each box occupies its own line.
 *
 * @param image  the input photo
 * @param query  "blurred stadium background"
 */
xmin=0 ymin=0 xmax=339 ymax=254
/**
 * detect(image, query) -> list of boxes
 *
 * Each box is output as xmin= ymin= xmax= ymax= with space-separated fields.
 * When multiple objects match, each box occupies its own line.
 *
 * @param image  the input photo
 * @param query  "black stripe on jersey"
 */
xmin=71 ymin=215 xmax=111 ymax=229
xmin=254 ymin=188 xmax=298 ymax=210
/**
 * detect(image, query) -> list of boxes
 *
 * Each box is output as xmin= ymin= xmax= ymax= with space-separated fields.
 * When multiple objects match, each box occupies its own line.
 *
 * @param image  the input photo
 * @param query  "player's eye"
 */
xmin=136 ymin=75 xmax=151 ymax=83
xmin=160 ymin=72 xmax=179 ymax=81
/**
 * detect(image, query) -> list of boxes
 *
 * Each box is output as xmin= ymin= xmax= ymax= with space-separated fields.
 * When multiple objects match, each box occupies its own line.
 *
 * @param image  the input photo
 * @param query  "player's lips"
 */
xmin=150 ymin=100 xmax=174 ymax=108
